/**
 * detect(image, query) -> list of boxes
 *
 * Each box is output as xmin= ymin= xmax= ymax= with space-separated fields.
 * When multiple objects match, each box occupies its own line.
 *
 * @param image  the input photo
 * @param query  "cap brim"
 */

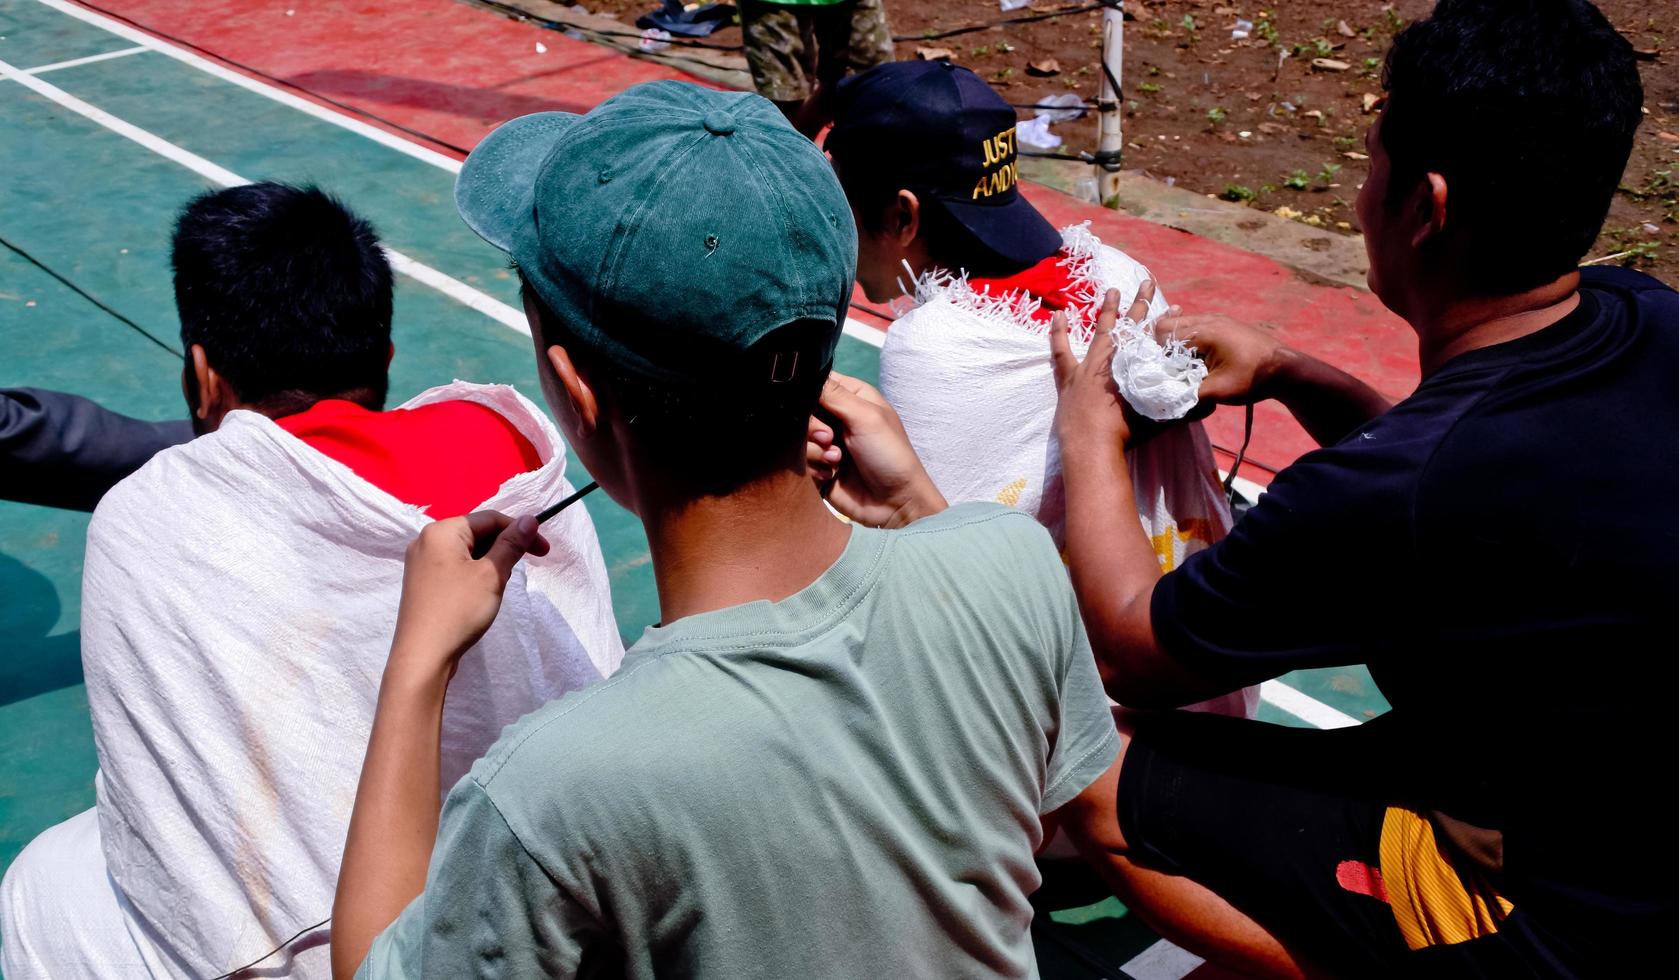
xmin=455 ymin=111 xmax=578 ymax=253
xmin=932 ymin=191 xmax=1064 ymax=268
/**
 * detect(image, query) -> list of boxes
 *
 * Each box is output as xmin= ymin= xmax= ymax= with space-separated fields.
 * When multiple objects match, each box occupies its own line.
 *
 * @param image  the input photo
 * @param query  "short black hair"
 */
xmin=522 ymin=280 xmax=831 ymax=498
xmin=831 ymin=160 xmax=1029 ymax=279
xmin=1380 ymin=0 xmax=1642 ymax=295
xmin=172 ymin=183 xmax=394 ymax=410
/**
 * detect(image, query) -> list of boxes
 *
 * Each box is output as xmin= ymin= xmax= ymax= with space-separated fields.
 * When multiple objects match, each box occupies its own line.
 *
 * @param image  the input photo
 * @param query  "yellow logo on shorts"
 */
xmin=973 ymin=126 xmax=1020 ymax=200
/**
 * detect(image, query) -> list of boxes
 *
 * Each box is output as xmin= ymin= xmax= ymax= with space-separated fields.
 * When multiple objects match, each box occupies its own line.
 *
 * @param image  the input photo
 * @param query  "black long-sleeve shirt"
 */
xmin=0 ymin=388 xmax=192 ymax=511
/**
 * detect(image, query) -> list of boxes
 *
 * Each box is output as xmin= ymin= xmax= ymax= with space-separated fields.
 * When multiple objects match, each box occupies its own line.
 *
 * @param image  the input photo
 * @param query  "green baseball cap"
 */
xmin=455 ymin=81 xmax=857 ymax=394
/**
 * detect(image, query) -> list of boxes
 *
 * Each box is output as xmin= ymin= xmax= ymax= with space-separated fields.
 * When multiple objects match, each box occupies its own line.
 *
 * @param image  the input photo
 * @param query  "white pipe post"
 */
xmin=1096 ymin=1 xmax=1125 ymax=207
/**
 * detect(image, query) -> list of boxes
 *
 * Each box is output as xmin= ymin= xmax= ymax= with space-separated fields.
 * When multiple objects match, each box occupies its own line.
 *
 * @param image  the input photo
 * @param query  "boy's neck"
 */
xmin=640 ymin=466 xmax=854 ymax=626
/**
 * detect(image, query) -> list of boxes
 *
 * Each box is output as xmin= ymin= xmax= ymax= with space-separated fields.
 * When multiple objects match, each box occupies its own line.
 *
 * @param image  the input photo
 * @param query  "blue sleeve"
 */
xmin=0 ymin=388 xmax=191 ymax=511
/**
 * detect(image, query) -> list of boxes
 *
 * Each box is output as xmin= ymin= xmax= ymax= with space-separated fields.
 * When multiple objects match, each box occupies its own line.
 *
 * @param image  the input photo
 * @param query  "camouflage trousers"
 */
xmin=739 ymin=0 xmax=895 ymax=103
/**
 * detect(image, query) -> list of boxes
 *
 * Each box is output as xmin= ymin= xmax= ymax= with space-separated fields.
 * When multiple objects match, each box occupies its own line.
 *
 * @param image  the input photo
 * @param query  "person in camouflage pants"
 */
xmin=739 ymin=0 xmax=894 ymax=138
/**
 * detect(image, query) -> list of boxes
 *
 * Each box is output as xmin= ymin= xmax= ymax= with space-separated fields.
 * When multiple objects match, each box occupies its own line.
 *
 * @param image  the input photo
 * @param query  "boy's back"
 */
xmin=364 ymin=504 xmax=1118 ymax=979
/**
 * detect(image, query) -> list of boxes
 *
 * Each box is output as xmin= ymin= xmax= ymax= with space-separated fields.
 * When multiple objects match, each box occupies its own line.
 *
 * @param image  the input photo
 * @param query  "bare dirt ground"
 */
xmin=570 ymin=0 xmax=1677 ymax=284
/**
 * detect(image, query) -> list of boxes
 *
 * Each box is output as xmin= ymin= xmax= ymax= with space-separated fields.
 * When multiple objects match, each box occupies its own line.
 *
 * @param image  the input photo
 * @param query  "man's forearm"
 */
xmin=1059 ymin=435 xmax=1167 ymax=695
xmin=1060 ymin=435 xmax=1246 ymax=709
xmin=331 ymin=663 xmax=448 ymax=979
xmin=1265 ymin=349 xmax=1394 ymax=447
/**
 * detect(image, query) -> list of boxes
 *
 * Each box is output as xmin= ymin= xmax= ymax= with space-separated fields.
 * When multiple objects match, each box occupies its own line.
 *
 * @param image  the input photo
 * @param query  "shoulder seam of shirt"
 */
xmin=1042 ymin=724 xmax=1121 ymax=810
xmin=469 ymin=778 xmax=609 ymax=929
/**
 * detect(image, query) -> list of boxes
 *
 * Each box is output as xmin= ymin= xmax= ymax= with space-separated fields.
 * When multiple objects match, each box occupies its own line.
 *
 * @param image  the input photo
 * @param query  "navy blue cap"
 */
xmin=825 ymin=60 xmax=1062 ymax=268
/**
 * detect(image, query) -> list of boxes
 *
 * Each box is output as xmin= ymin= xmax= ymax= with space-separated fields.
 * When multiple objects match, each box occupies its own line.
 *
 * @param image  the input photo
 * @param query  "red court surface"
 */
xmin=70 ymin=0 xmax=1418 ymax=482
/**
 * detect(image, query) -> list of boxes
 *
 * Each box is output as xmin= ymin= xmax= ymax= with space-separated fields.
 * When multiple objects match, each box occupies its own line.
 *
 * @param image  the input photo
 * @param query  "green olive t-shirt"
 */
xmin=360 ymin=503 xmax=1120 ymax=979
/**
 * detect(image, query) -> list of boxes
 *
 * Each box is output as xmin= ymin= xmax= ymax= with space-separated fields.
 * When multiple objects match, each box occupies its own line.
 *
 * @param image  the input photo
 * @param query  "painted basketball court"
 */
xmin=0 ymin=1 xmax=1406 ymax=975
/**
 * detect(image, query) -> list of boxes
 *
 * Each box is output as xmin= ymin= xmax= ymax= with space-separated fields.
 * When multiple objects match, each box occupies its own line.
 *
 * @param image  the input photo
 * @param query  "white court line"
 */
xmin=16 ymin=7 xmax=1367 ymax=975
xmin=1121 ymin=937 xmax=1207 ymax=980
xmin=20 ymin=44 xmax=146 ymax=75
xmin=36 ymin=0 xmax=895 ymax=346
xmin=0 ymin=54 xmax=531 ymax=336
xmin=33 ymin=0 xmax=465 ymax=173
xmin=19 ymin=0 xmax=1359 ymax=740
xmin=1221 ymin=471 xmax=1267 ymax=503
xmin=1259 ymin=679 xmax=1361 ymax=729
xmin=842 ymin=317 xmax=885 ymax=348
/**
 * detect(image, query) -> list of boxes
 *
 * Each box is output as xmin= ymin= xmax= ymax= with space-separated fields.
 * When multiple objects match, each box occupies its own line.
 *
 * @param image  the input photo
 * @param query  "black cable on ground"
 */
xmin=76 ymin=0 xmax=1112 ymax=157
xmin=467 ymin=0 xmax=1109 ymax=52
xmin=0 ymin=232 xmax=182 ymax=359
xmin=56 ymin=2 xmax=1148 ymax=333
xmin=1020 ymin=147 xmax=1097 ymax=162
xmin=467 ymin=0 xmax=745 ymax=51
xmin=893 ymin=3 xmax=1106 ymax=43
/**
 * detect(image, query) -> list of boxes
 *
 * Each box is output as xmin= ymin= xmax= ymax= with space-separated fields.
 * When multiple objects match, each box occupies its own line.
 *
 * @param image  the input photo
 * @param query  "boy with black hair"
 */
xmin=329 ymin=81 xmax=1146 ymax=979
xmin=0 ymin=183 xmax=620 ymax=979
xmin=819 ymin=1 xmax=1678 ymax=975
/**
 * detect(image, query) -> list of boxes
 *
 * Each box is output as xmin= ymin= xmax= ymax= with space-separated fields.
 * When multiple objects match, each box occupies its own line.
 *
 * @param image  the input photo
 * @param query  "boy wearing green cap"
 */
xmin=330 ymin=81 xmax=1142 ymax=979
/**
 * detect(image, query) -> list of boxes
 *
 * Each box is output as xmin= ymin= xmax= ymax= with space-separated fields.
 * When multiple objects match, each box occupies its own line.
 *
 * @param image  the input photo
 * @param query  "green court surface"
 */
xmin=0 ymin=1 xmax=1388 ymax=974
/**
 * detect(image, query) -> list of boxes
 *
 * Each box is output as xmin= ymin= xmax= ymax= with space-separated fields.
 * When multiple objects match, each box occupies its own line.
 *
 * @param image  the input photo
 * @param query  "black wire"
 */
xmin=892 ymin=3 xmax=1107 ymax=43
xmin=0 ymin=232 xmax=182 ymax=358
xmin=1222 ymin=402 xmax=1257 ymax=504
xmin=468 ymin=0 xmax=1109 ymax=51
xmin=77 ymin=0 xmax=1111 ymax=157
xmin=1020 ymin=148 xmax=1095 ymax=162
xmin=463 ymin=0 xmax=783 ymax=77
xmin=207 ymin=917 xmax=331 ymax=980
xmin=56 ymin=2 xmax=1134 ymax=314
xmin=467 ymin=0 xmax=745 ymax=51
xmin=849 ymin=300 xmax=899 ymax=322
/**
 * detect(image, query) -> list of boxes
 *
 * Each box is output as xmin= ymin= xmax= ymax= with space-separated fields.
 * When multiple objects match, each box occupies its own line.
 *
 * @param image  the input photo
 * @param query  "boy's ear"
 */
xmin=546 ymin=344 xmax=599 ymax=439
xmin=895 ymin=189 xmax=923 ymax=247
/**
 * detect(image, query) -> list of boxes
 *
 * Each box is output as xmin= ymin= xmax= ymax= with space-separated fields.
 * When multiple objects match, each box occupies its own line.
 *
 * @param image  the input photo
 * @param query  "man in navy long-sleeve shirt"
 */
xmin=0 ymin=388 xmax=190 ymax=511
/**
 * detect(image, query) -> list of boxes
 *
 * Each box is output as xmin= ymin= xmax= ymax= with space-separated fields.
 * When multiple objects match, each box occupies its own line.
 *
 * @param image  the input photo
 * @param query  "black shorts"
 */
xmin=1116 ymin=712 xmax=1611 ymax=978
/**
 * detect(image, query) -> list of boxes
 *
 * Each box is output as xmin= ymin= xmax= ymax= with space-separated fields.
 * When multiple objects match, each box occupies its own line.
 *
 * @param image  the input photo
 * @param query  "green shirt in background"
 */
xmin=361 ymin=503 xmax=1121 ymax=979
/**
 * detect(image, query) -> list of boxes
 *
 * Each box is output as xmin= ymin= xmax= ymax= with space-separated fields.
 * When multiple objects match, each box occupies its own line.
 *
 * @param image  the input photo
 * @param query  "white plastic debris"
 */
xmin=1231 ymin=18 xmax=1253 ymax=40
xmin=639 ymin=28 xmax=672 ymax=52
xmin=1017 ymin=116 xmax=1062 ymax=149
xmin=535 ymin=41 xmax=548 ymax=54
xmin=1112 ymin=308 xmax=1208 ymax=422
xmin=1000 ymin=0 xmax=1032 ymax=10
xmin=1034 ymin=92 xmax=1087 ymax=122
